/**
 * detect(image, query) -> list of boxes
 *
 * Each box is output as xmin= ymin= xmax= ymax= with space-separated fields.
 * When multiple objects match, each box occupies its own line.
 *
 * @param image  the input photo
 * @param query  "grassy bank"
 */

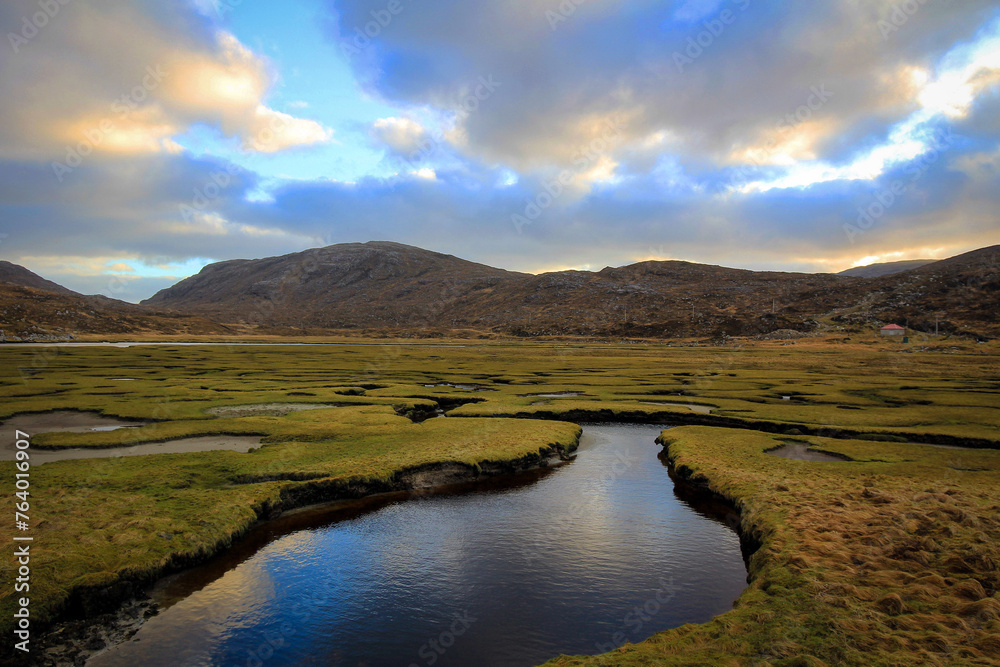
xmin=0 ymin=405 xmax=580 ymax=643
xmin=5 ymin=339 xmax=999 ymax=447
xmin=547 ymin=427 xmax=1000 ymax=666
xmin=1 ymin=339 xmax=998 ymax=664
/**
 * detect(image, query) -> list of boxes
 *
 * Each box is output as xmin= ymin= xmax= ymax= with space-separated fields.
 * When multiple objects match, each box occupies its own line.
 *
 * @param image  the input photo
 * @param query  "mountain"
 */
xmin=142 ymin=241 xmax=527 ymax=330
xmin=464 ymin=260 xmax=848 ymax=337
xmin=838 ymin=259 xmax=936 ymax=278
xmin=0 ymin=260 xmax=79 ymax=295
xmin=141 ymin=241 xmax=1000 ymax=339
xmin=8 ymin=243 xmax=994 ymax=341
xmin=841 ymin=245 xmax=1000 ymax=338
xmin=0 ymin=263 xmax=233 ymax=340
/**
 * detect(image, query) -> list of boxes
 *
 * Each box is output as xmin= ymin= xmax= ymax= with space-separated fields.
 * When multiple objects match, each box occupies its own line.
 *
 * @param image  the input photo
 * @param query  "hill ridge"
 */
xmin=139 ymin=242 xmax=1000 ymax=339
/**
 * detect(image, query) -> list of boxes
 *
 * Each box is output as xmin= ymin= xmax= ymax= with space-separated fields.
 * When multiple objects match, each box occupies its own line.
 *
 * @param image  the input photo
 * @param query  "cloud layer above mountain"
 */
xmin=1 ymin=0 xmax=998 ymax=299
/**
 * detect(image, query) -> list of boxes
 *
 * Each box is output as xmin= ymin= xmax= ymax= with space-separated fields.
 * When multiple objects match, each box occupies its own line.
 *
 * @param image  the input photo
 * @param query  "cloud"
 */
xmin=330 ymin=0 xmax=999 ymax=177
xmin=370 ymin=116 xmax=430 ymax=157
xmin=2 ymin=129 xmax=998 ymax=301
xmin=0 ymin=152 xmax=322 ymax=270
xmin=1 ymin=0 xmax=999 ymax=302
xmin=108 ymin=262 xmax=135 ymax=273
xmin=0 ymin=0 xmax=332 ymax=163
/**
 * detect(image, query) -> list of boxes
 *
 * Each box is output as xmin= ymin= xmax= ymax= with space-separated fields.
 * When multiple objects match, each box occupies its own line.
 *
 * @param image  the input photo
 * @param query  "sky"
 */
xmin=1 ymin=0 xmax=999 ymax=302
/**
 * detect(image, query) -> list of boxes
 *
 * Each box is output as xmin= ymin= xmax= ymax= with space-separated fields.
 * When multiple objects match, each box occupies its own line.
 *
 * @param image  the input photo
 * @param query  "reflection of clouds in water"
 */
xmin=346 ymin=500 xmax=479 ymax=606
xmin=529 ymin=427 xmax=721 ymax=576
xmin=91 ymin=556 xmax=280 ymax=666
xmin=93 ymin=425 xmax=748 ymax=667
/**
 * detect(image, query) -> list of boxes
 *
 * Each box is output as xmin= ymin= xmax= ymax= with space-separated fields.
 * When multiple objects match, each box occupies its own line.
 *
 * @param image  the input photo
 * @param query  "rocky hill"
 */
xmin=0 ymin=260 xmax=79 ymax=295
xmin=4 ymin=243 xmax=994 ymax=340
xmin=0 ymin=282 xmax=232 ymax=341
xmin=142 ymin=242 xmax=1000 ymax=339
xmin=826 ymin=245 xmax=1000 ymax=338
xmin=142 ymin=241 xmax=527 ymax=330
xmin=837 ymin=259 xmax=936 ymax=278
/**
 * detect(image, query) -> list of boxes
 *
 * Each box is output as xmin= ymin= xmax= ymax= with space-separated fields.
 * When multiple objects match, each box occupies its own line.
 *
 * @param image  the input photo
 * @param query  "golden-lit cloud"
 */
xmin=55 ymin=105 xmax=182 ymax=156
xmin=802 ymin=247 xmax=953 ymax=274
xmin=107 ymin=262 xmax=135 ymax=273
xmin=371 ymin=117 xmax=429 ymax=154
xmin=729 ymin=117 xmax=837 ymax=167
xmin=244 ymin=106 xmax=334 ymax=153
xmin=0 ymin=4 xmax=331 ymax=160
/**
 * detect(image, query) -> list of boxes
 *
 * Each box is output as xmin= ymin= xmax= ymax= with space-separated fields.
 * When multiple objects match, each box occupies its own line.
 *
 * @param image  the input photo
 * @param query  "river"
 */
xmin=90 ymin=423 xmax=748 ymax=666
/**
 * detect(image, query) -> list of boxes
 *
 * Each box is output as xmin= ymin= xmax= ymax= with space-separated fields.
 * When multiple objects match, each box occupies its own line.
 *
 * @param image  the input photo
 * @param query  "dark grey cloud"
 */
xmin=1 ymin=0 xmax=998 ymax=302
xmin=334 ymin=0 xmax=999 ymax=171
xmin=3 ymin=125 xmax=999 ymax=301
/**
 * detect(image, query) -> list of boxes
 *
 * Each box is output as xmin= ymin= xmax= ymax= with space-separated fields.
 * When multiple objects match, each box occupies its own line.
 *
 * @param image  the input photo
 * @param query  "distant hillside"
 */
xmin=838 ymin=259 xmax=936 ymax=278
xmin=143 ymin=242 xmax=1000 ymax=339
xmin=865 ymin=245 xmax=1000 ymax=337
xmin=0 ymin=263 xmax=233 ymax=340
xmin=0 ymin=260 xmax=79 ymax=295
xmin=466 ymin=260 xmax=849 ymax=337
xmin=143 ymin=242 xmax=841 ymax=336
xmin=6 ymin=243 xmax=996 ymax=341
xmin=143 ymin=241 xmax=528 ymax=330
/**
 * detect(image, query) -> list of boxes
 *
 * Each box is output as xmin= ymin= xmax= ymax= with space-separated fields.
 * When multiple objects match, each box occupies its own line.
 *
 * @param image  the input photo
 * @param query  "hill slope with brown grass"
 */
xmin=142 ymin=241 xmax=526 ymax=331
xmin=0 ymin=260 xmax=79 ymax=295
xmin=838 ymin=259 xmax=936 ymax=278
xmin=824 ymin=245 xmax=1000 ymax=339
xmin=0 ymin=282 xmax=232 ymax=340
xmin=143 ymin=242 xmax=1000 ymax=339
xmin=4 ymin=243 xmax=996 ymax=340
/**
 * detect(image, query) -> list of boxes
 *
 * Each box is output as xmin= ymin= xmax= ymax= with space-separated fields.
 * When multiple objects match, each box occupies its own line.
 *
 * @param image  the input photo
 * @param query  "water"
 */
xmin=90 ymin=424 xmax=748 ymax=667
xmin=22 ymin=435 xmax=263 ymax=466
xmin=767 ymin=441 xmax=845 ymax=462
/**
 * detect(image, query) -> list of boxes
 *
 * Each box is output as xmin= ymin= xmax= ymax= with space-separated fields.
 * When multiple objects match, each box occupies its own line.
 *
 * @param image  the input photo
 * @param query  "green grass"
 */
xmin=1 ymin=338 xmax=999 ymax=664
xmin=0 ymin=402 xmax=579 ymax=636
xmin=545 ymin=427 xmax=1000 ymax=666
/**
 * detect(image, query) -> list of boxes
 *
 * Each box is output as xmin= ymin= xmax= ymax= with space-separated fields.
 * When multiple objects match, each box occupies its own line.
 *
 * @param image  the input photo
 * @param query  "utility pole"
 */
xmin=771 ymin=297 xmax=776 ymax=314
xmin=935 ymin=314 xmax=939 ymax=336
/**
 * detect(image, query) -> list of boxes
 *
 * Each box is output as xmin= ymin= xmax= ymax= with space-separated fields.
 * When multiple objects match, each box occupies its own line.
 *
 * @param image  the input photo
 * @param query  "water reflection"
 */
xmin=91 ymin=424 xmax=748 ymax=667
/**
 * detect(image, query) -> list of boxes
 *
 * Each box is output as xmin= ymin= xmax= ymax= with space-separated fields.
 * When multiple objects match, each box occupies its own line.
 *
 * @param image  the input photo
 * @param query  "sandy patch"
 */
xmin=6 ymin=435 xmax=264 ymax=466
xmin=766 ymin=442 xmax=845 ymax=462
xmin=1 ymin=411 xmax=148 ymax=435
xmin=640 ymin=401 xmax=714 ymax=414
xmin=207 ymin=403 xmax=337 ymax=417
